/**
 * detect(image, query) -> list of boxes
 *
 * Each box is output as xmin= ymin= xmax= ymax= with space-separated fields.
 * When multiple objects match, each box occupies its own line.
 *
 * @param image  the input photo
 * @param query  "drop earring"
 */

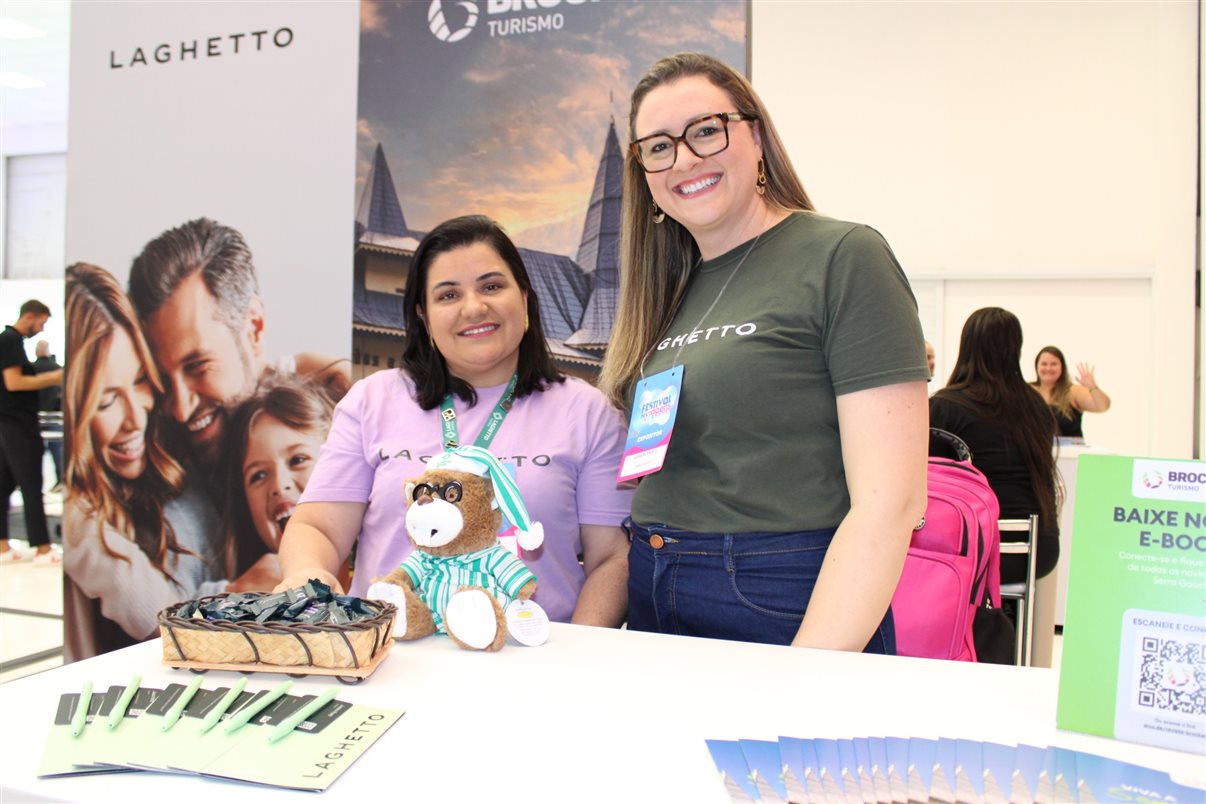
xmin=651 ymin=200 xmax=665 ymax=224
xmin=755 ymin=158 xmax=767 ymax=196
xmin=524 ymin=313 xmax=530 ymax=332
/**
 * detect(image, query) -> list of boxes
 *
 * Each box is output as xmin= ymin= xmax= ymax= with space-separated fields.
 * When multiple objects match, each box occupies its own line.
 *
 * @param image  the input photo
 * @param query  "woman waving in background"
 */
xmin=62 ymin=263 xmax=276 ymax=659
xmin=1031 ymin=345 xmax=1111 ymax=439
xmin=599 ymin=53 xmax=929 ymax=652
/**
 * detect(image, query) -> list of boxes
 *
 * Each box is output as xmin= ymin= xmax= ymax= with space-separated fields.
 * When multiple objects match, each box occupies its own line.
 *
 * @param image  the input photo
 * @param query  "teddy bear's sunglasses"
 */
xmin=411 ymin=480 xmax=464 ymax=504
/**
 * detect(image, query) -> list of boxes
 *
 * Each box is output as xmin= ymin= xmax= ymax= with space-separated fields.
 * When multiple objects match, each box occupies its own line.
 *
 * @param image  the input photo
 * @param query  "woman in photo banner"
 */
xmin=276 ymin=215 xmax=632 ymax=625
xmin=599 ymin=52 xmax=930 ymax=651
xmin=61 ymin=263 xmax=274 ymax=659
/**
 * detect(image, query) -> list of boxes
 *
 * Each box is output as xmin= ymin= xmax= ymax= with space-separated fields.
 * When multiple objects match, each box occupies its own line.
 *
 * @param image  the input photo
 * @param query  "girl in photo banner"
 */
xmin=220 ymin=371 xmax=345 ymax=586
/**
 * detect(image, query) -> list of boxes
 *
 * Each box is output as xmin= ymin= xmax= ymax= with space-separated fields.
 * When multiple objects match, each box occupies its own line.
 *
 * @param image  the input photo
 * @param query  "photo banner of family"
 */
xmin=61 ymin=0 xmax=747 ymax=658
xmin=62 ymin=1 xmax=360 ymax=659
xmin=62 ymin=233 xmax=351 ymax=659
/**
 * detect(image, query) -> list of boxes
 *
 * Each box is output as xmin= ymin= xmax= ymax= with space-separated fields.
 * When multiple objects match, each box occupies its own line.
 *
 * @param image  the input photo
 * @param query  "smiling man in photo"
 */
xmin=129 ymin=217 xmax=349 ymax=472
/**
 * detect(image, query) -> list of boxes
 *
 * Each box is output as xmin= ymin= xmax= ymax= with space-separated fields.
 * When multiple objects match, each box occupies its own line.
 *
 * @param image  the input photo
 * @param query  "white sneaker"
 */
xmin=0 ymin=547 xmax=34 ymax=564
xmin=31 ymin=546 xmax=63 ymax=566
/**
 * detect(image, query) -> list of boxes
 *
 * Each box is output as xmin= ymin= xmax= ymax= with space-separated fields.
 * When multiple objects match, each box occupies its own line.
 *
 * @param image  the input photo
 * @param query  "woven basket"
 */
xmin=158 ymin=595 xmax=396 ymax=670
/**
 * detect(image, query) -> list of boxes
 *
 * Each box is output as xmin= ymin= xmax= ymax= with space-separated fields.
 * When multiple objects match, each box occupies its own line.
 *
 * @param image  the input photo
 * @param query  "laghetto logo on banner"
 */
xmin=108 ymin=27 xmax=295 ymax=69
xmin=427 ymin=0 xmax=598 ymax=42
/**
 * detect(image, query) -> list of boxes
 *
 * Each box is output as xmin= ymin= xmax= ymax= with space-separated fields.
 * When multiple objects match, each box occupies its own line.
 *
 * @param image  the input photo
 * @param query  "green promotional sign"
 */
xmin=1057 ymin=454 xmax=1206 ymax=754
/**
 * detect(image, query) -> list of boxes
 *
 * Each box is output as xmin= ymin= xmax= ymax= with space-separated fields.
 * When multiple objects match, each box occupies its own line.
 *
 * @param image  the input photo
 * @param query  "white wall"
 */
xmin=752 ymin=0 xmax=1198 ymax=459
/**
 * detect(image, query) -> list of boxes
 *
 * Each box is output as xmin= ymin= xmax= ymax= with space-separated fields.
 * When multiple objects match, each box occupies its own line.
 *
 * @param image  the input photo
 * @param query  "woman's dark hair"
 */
xmin=400 ymin=215 xmax=564 ymax=409
xmin=935 ymin=307 xmax=1058 ymax=529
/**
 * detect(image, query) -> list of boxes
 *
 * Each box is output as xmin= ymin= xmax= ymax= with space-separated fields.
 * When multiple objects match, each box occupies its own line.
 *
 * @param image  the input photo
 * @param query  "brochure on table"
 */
xmin=37 ymin=678 xmax=404 ymax=792
xmin=705 ymin=734 xmax=1206 ymax=803
xmin=1056 ymin=454 xmax=1205 ymax=754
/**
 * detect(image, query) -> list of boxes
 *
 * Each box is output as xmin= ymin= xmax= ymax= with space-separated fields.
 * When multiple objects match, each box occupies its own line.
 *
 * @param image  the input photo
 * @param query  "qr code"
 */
xmin=1136 ymin=636 xmax=1205 ymax=716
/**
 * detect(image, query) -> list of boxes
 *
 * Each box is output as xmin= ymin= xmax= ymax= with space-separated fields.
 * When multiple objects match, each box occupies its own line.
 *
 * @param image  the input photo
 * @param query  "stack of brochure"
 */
xmin=37 ymin=676 xmax=403 ymax=792
xmin=706 ymin=735 xmax=1204 ymax=803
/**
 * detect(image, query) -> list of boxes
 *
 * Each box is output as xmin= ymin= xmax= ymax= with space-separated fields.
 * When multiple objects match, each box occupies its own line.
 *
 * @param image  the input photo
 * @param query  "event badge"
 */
xmin=505 ymin=599 xmax=550 ymax=646
xmin=617 ymin=366 xmax=683 ymax=484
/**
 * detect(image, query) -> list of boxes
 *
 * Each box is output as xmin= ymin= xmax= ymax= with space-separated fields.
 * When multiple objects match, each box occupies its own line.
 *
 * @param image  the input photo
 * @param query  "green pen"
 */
xmin=70 ymin=681 xmax=93 ymax=738
xmin=198 ymin=677 xmax=247 ymax=735
xmin=223 ymin=680 xmax=293 ymax=735
xmin=106 ymin=674 xmax=141 ymax=730
xmin=266 ymin=687 xmax=338 ymax=744
xmin=161 ymin=675 xmax=204 ymax=732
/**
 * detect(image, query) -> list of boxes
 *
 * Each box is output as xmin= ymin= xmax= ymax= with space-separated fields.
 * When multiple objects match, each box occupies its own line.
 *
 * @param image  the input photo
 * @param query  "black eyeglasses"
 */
xmin=630 ymin=112 xmax=756 ymax=174
xmin=411 ymin=480 xmax=463 ymax=504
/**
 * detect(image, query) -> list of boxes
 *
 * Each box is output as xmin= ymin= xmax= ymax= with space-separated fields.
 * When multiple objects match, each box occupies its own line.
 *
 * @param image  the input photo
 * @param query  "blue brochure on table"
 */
xmin=704 ymin=735 xmax=1206 ymax=804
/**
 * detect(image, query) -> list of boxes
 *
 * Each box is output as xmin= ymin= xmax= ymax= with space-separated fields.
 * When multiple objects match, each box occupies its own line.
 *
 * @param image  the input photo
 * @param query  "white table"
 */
xmin=2 ymin=624 xmax=1202 ymax=803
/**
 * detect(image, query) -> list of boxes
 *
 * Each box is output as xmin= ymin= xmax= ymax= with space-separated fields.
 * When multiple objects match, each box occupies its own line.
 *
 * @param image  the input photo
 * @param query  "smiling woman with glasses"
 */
xmin=599 ymin=52 xmax=931 ymax=655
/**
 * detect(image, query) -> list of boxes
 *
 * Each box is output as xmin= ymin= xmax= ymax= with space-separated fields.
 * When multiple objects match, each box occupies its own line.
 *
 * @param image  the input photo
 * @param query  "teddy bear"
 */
xmin=366 ymin=445 xmax=546 ymax=652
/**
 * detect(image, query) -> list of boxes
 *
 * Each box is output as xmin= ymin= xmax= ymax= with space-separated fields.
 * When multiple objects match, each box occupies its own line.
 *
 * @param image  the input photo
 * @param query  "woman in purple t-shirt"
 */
xmin=275 ymin=216 xmax=632 ymax=625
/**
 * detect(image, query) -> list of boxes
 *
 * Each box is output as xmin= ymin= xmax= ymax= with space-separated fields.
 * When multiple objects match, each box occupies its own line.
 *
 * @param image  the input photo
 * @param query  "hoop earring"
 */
xmin=651 ymin=200 xmax=665 ymax=224
xmin=524 ymin=313 xmax=530 ymax=333
xmin=755 ymin=158 xmax=767 ymax=196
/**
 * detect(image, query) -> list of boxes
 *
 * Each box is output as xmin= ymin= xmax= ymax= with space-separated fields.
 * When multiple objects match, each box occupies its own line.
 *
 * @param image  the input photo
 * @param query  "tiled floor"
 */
xmin=1 ymin=467 xmax=66 ymax=684
xmin=0 ymin=544 xmax=64 ymax=683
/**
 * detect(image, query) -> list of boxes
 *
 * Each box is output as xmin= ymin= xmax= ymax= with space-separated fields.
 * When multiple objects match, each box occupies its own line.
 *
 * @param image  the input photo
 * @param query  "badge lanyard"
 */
xmin=439 ymin=372 xmax=518 ymax=450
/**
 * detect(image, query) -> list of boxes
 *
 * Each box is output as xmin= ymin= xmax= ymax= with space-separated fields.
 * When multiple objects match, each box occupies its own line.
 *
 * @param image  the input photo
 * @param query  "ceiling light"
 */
xmin=0 ymin=72 xmax=46 ymax=89
xmin=0 ymin=18 xmax=46 ymax=40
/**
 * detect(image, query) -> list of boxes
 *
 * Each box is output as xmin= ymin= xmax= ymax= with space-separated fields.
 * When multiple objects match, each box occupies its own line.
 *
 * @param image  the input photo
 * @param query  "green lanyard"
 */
xmin=440 ymin=373 xmax=518 ymax=450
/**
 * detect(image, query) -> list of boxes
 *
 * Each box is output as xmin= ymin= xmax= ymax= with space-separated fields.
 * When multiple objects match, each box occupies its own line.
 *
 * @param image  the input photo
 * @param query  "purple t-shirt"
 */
xmin=300 ymin=370 xmax=633 ymax=622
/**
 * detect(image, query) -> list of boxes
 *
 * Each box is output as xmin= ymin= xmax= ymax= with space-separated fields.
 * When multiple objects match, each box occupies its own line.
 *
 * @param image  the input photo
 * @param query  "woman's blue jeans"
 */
xmin=625 ymin=518 xmax=896 ymax=653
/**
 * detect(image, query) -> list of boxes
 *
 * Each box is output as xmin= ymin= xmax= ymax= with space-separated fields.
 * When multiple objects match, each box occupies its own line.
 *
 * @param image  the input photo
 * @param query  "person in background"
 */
xmin=275 ymin=215 xmax=632 ymax=626
xmin=599 ymin=52 xmax=929 ymax=652
xmin=929 ymin=308 xmax=1060 ymax=585
xmin=61 ymin=263 xmax=278 ymax=660
xmin=1030 ymin=345 xmax=1110 ymax=439
xmin=0 ymin=300 xmax=63 ymax=564
xmin=925 ymin=341 xmax=936 ymax=382
xmin=33 ymin=340 xmax=64 ymax=492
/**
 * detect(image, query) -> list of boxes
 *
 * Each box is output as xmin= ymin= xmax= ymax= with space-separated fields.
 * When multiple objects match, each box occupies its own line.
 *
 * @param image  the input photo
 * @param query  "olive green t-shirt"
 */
xmin=631 ymin=212 xmax=927 ymax=533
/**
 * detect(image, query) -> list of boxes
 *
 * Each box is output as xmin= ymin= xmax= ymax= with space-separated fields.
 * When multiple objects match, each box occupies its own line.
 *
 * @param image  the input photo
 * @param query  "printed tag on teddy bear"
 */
xmin=504 ymin=599 xmax=550 ymax=646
